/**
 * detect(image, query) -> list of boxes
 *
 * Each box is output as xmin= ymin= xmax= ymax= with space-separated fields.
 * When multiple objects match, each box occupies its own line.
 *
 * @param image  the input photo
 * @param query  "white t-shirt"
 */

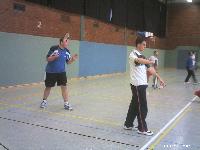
xmin=129 ymin=50 xmax=148 ymax=86
xmin=192 ymin=54 xmax=195 ymax=66
xmin=149 ymin=55 xmax=158 ymax=67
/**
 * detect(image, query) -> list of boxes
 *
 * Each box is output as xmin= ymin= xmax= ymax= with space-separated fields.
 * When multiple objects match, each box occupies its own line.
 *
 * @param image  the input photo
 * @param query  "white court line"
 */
xmin=140 ymin=96 xmax=198 ymax=150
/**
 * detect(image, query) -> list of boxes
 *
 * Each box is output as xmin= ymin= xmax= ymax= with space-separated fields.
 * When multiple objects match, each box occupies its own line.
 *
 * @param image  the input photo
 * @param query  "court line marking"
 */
xmin=0 ymin=73 xmax=125 ymax=90
xmin=0 ymin=142 xmax=9 ymax=150
xmin=0 ymin=90 xmax=194 ymax=130
xmin=2 ymin=108 xmax=142 ymax=138
xmin=139 ymin=96 xmax=198 ymax=150
xmin=0 ymin=102 xmax=121 ymax=126
xmin=0 ymin=116 xmax=140 ymax=148
xmin=148 ymin=108 xmax=191 ymax=150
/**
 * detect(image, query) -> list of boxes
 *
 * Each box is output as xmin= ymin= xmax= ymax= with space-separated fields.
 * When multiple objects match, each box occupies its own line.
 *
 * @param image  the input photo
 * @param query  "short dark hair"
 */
xmin=136 ymin=36 xmax=146 ymax=46
xmin=59 ymin=35 xmax=71 ymax=44
xmin=192 ymin=51 xmax=196 ymax=54
xmin=188 ymin=51 xmax=193 ymax=55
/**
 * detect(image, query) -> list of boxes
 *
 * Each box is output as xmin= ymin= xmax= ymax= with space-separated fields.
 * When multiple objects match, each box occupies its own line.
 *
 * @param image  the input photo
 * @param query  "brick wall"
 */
xmin=0 ymin=0 xmax=150 ymax=47
xmin=0 ymin=0 xmax=199 ymax=49
xmin=84 ymin=17 xmax=126 ymax=45
xmin=0 ymin=0 xmax=81 ymax=39
xmin=166 ymin=3 xmax=200 ymax=49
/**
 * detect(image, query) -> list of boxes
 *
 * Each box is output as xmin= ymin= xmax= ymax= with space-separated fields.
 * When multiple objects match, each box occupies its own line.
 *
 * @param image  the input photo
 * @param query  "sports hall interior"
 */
xmin=0 ymin=0 xmax=200 ymax=149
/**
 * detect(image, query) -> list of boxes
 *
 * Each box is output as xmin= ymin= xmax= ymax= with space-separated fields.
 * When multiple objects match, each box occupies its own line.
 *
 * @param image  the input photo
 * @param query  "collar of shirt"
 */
xmin=133 ymin=49 xmax=141 ymax=56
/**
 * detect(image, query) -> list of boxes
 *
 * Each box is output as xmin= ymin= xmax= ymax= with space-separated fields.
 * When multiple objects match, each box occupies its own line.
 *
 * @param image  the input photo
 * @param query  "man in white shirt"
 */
xmin=124 ymin=36 xmax=165 ymax=136
xmin=149 ymin=50 xmax=159 ymax=88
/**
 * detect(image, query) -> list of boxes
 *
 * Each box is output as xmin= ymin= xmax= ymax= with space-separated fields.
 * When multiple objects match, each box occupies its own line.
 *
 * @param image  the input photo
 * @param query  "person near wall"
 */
xmin=184 ymin=51 xmax=198 ymax=84
xmin=149 ymin=50 xmax=159 ymax=89
xmin=40 ymin=34 xmax=78 ymax=110
xmin=123 ymin=36 xmax=165 ymax=136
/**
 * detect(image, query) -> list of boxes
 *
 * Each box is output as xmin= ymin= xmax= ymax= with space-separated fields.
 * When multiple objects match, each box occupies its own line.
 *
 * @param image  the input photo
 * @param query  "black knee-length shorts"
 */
xmin=45 ymin=72 xmax=67 ymax=87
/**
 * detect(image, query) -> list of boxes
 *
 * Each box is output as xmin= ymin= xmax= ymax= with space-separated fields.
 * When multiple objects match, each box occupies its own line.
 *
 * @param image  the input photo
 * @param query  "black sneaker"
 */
xmin=123 ymin=125 xmax=138 ymax=131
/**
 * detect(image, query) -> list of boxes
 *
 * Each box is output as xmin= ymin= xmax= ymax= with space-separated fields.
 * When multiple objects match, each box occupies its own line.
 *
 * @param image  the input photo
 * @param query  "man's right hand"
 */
xmin=52 ymin=54 xmax=59 ymax=58
xmin=149 ymin=60 xmax=154 ymax=64
xmin=159 ymin=79 xmax=166 ymax=87
xmin=47 ymin=54 xmax=59 ymax=62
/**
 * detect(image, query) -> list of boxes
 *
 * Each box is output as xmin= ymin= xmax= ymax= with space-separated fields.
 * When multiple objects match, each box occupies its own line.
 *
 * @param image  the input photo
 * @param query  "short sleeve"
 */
xmin=66 ymin=49 xmax=71 ymax=62
xmin=46 ymin=45 xmax=58 ymax=58
xmin=129 ymin=52 xmax=138 ymax=62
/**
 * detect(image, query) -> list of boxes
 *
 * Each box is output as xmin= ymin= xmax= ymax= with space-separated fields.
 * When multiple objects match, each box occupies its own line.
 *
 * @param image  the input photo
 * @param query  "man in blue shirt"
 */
xmin=40 ymin=36 xmax=78 ymax=110
xmin=185 ymin=51 xmax=197 ymax=84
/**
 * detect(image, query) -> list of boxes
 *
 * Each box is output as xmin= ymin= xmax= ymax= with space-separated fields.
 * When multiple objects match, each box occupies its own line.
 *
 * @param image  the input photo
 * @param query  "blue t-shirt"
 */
xmin=45 ymin=45 xmax=71 ymax=73
xmin=186 ymin=56 xmax=194 ymax=70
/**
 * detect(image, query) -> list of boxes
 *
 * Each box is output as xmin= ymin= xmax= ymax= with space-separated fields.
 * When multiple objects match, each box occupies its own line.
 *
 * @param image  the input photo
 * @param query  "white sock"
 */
xmin=64 ymin=101 xmax=69 ymax=105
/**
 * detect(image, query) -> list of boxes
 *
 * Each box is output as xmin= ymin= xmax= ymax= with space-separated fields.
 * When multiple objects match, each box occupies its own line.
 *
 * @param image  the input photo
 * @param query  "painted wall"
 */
xmin=0 ymin=32 xmax=127 ymax=86
xmin=79 ymin=41 xmax=127 ymax=76
xmin=164 ymin=50 xmax=177 ymax=68
xmin=0 ymin=32 xmax=79 ymax=86
xmin=164 ymin=46 xmax=200 ymax=69
xmin=1 ymin=32 xmax=198 ymax=86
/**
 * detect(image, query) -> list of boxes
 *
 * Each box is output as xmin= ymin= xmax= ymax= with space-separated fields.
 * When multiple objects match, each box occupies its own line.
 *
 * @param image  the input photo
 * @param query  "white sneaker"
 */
xmin=40 ymin=100 xmax=47 ymax=108
xmin=64 ymin=103 xmax=73 ymax=111
xmin=137 ymin=130 xmax=154 ymax=136
xmin=184 ymin=82 xmax=190 ymax=85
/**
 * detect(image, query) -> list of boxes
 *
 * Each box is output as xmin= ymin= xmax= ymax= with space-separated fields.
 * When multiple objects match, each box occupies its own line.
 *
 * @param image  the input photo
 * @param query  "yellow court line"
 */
xmin=1 ymin=87 xmax=131 ymax=115
xmin=1 ymin=87 xmax=93 ymax=104
xmin=0 ymin=83 xmax=44 ymax=91
xmin=0 ymin=70 xmax=179 ymax=92
xmin=0 ymin=106 xmax=10 ymax=110
xmin=0 ymin=73 xmax=125 ymax=90
xmin=2 ymin=85 xmax=130 ymax=106
xmin=148 ymin=108 xmax=191 ymax=150
xmin=1 ymin=87 xmax=58 ymax=101
xmin=0 ymin=76 xmax=178 ymax=105
xmin=0 ymin=101 xmax=121 ymax=127
xmin=0 ymin=90 xmax=192 ymax=128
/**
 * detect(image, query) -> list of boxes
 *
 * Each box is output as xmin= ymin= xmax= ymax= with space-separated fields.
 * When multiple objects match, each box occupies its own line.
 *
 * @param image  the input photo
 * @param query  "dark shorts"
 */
xmin=45 ymin=72 xmax=67 ymax=87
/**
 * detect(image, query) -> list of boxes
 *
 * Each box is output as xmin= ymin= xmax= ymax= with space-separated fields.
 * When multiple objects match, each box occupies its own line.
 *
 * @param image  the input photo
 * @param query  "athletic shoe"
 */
xmin=40 ymin=100 xmax=47 ymax=108
xmin=184 ymin=82 xmax=190 ymax=85
xmin=64 ymin=103 xmax=73 ymax=111
xmin=152 ymin=84 xmax=158 ymax=89
xmin=123 ymin=125 xmax=138 ymax=131
xmin=137 ymin=130 xmax=154 ymax=136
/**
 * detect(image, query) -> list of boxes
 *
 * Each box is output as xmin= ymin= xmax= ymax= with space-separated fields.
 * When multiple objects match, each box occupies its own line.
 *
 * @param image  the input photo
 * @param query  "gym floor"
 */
xmin=0 ymin=69 xmax=200 ymax=150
